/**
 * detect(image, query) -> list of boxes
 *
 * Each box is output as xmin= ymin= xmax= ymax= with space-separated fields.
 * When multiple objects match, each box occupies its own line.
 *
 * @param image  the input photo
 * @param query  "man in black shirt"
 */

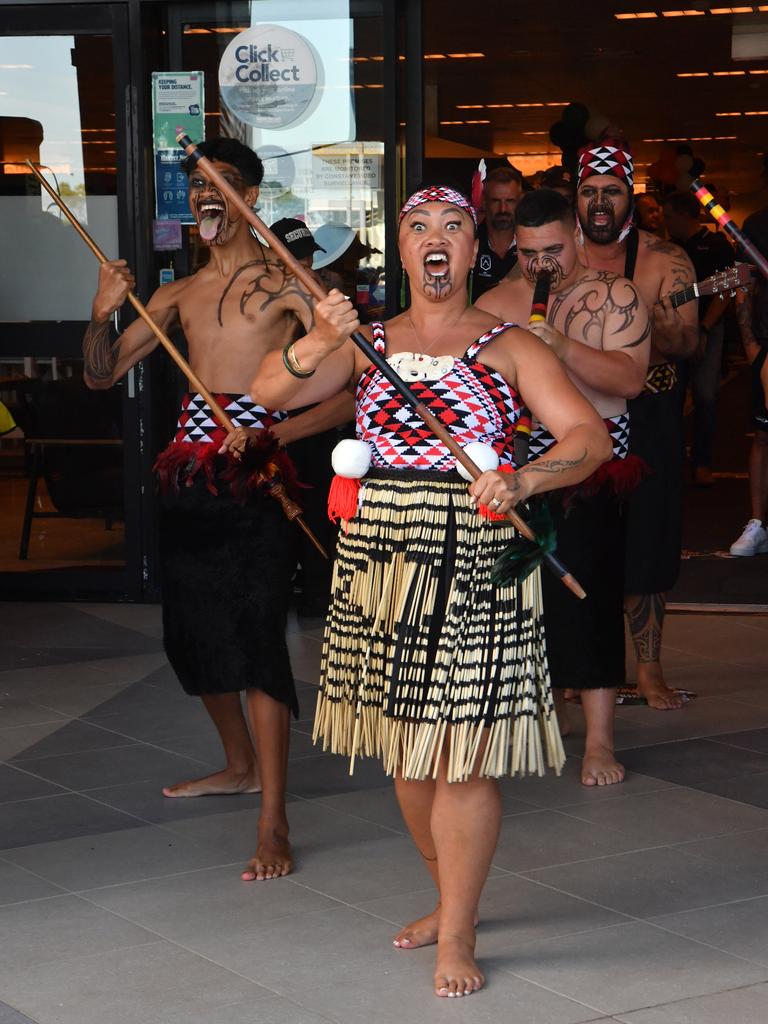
xmin=471 ymin=166 xmax=523 ymax=299
xmin=663 ymin=191 xmax=734 ymax=485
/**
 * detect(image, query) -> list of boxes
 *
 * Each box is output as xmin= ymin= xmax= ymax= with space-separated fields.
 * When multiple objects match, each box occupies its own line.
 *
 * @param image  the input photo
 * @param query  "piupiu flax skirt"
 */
xmin=313 ymin=471 xmax=565 ymax=782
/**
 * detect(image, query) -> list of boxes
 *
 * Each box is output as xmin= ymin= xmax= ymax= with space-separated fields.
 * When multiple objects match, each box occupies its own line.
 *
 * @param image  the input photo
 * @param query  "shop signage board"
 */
xmin=152 ymin=72 xmax=205 ymax=223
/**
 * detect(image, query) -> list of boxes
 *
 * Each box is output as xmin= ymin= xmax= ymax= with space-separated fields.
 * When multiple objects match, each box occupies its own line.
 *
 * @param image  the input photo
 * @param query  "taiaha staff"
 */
xmin=25 ymin=159 xmax=327 ymax=559
xmin=690 ymin=178 xmax=768 ymax=282
xmin=515 ymin=271 xmax=552 ymax=467
xmin=176 ymin=133 xmax=585 ymax=598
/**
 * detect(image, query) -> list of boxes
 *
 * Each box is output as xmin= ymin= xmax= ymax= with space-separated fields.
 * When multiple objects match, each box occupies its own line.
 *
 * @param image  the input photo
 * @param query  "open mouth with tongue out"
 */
xmin=197 ymin=199 xmax=226 ymax=242
xmin=424 ymin=250 xmax=450 ymax=278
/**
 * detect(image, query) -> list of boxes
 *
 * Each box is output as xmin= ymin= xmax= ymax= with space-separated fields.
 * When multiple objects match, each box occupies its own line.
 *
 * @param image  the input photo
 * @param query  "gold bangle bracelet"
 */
xmin=282 ymin=341 xmax=315 ymax=379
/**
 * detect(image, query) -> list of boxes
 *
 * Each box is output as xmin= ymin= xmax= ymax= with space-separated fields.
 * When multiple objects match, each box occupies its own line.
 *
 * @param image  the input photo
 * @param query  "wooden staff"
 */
xmin=25 ymin=159 xmax=327 ymax=559
xmin=176 ymin=134 xmax=585 ymax=598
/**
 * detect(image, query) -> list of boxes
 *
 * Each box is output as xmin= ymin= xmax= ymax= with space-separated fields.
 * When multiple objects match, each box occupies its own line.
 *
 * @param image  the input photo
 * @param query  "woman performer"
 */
xmin=250 ymin=185 xmax=611 ymax=998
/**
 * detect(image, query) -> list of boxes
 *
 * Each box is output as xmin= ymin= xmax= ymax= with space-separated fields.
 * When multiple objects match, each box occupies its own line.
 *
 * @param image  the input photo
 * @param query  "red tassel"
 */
xmin=477 ymin=463 xmax=515 ymax=521
xmin=328 ymin=474 xmax=361 ymax=523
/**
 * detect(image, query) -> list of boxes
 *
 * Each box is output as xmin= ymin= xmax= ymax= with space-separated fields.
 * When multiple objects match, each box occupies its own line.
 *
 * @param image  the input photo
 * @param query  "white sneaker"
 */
xmin=730 ymin=519 xmax=768 ymax=556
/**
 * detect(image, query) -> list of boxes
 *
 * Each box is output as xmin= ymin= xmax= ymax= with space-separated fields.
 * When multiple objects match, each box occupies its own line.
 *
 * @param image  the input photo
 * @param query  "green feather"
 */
xmin=491 ymin=499 xmax=558 ymax=586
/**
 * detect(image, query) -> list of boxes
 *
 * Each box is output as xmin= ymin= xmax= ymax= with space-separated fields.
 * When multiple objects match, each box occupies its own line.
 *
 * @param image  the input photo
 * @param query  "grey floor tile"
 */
xmin=674 ymin=826 xmax=768 ymax=874
xmin=522 ymin=844 xmax=768 ymax=919
xmin=617 ymin=738 xmax=768 ymax=786
xmin=77 ymin=603 xmax=163 ymax=639
xmin=506 ymin=920 xmax=768 ymax=1015
xmin=0 ymin=696 xmax=67 ymax=730
xmin=298 ymin=958 xmax=604 ymax=1024
xmin=0 ymin=859 xmax=65 ymax=906
xmin=311 ymin=785 xmax=409 ymax=833
xmin=0 ymin=653 xmax=167 ymax=698
xmin=84 ymin=864 xmax=340 ymax=943
xmin=11 ymin=682 xmax=133 ymax=721
xmin=1 ymin=824 xmax=236 ymax=890
xmin=9 ymin=719 xmax=136 ymax=762
xmin=613 ymin=983 xmax=768 ymax=1024
xmin=163 ymin=800 xmax=400 ymax=867
xmin=729 ymin=688 xmax=768 ymax=710
xmin=492 ymin=809 xmax=642 ymax=873
xmin=17 ymin=744 xmax=211 ymax=792
xmin=690 ymin=771 xmax=768 ymax=809
xmin=0 ymin=603 xmax=163 ymax=656
xmin=287 ymin=833 xmax=432 ymax=903
xmin=84 ymin=701 xmax=213 ymax=744
xmin=0 ymin=763 xmax=66 ymax=804
xmin=358 ymin=873 xmax=627 ymax=949
xmin=558 ymin=787 xmax=768 ymax=846
xmin=0 ymin=941 xmax=271 ymax=1024
xmin=0 ymin=1002 xmax=38 ymax=1024
xmin=711 ymin=729 xmax=768 ymax=755
xmin=0 ymin=722 xmax=82 ymax=762
xmin=650 ymin=896 xmax=768 ymax=965
xmin=0 ymin=894 xmax=155 ymax=970
xmin=493 ymin=758 xmax=677 ymax=810
xmin=81 ymin=778 xmax=264 ymax=826
xmin=0 ymin=793 xmax=143 ymax=850
xmin=285 ymin=751 xmax=391 ymax=798
xmin=158 ymin=995 xmax=335 ymax=1024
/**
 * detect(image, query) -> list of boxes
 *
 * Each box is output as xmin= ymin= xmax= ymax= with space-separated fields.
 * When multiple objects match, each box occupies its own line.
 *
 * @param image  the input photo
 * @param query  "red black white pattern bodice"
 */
xmin=173 ymin=392 xmax=287 ymax=448
xmin=356 ymin=322 xmax=521 ymax=471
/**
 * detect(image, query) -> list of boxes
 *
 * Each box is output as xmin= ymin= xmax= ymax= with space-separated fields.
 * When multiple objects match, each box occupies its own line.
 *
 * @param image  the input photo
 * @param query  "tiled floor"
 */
xmin=1 ymin=603 xmax=768 ymax=1024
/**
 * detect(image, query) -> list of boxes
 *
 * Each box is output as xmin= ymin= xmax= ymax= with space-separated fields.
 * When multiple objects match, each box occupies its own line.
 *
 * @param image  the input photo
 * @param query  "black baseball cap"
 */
xmin=270 ymin=218 xmax=326 ymax=260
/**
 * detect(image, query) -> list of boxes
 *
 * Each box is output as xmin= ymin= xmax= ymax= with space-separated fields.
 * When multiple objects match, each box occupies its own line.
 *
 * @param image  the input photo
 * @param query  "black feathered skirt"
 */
xmin=156 ymin=444 xmax=299 ymax=715
xmin=313 ymin=470 xmax=564 ymax=782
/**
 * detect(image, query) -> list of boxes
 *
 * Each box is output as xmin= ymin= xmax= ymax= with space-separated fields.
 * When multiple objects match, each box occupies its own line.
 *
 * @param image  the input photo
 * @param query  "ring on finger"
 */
xmin=490 ymin=497 xmax=502 ymax=509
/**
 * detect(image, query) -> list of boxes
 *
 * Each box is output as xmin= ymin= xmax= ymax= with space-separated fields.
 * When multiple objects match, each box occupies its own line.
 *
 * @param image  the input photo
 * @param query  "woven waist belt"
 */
xmin=642 ymin=362 xmax=678 ymax=395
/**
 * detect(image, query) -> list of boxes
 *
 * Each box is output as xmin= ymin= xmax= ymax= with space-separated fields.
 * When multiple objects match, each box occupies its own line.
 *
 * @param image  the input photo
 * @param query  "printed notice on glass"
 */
xmin=152 ymin=72 xmax=205 ymax=222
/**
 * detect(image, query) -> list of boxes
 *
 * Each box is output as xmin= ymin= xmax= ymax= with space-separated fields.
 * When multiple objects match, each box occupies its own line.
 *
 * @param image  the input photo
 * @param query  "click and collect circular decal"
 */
xmin=219 ymin=25 xmax=319 ymax=130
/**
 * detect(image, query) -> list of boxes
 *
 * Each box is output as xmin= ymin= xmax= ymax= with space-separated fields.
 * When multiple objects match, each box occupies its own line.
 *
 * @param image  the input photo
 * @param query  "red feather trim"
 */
xmin=478 ymin=463 xmax=515 ymax=521
xmin=557 ymin=454 xmax=648 ymax=509
xmin=153 ymin=433 xmax=301 ymax=504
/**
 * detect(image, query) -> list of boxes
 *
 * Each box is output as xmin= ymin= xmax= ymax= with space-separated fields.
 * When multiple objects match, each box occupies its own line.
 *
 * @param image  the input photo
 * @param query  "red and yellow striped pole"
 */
xmin=690 ymin=178 xmax=768 ymax=282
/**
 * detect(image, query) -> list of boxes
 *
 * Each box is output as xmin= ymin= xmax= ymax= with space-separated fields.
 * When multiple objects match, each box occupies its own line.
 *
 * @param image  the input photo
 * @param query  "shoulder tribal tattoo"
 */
xmin=217 ymin=258 xmax=316 ymax=328
xmin=549 ymin=271 xmax=647 ymax=348
xmin=83 ymin=319 xmax=118 ymax=382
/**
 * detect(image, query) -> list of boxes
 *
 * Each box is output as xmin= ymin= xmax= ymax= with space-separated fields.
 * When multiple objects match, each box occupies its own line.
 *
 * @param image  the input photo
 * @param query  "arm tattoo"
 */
xmin=518 ymin=449 xmax=587 ymax=477
xmin=217 ymin=258 xmax=316 ymax=329
xmin=83 ymin=319 xmax=118 ymax=381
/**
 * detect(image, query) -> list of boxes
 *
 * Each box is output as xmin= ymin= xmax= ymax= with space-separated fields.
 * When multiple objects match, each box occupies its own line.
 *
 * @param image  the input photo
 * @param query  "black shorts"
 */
xmin=752 ymin=345 xmax=768 ymax=433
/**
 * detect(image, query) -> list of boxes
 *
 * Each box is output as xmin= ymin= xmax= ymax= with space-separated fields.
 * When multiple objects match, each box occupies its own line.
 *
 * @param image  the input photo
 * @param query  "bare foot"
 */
xmin=394 ymin=906 xmax=480 ymax=949
xmin=162 ymin=767 xmax=261 ymax=798
xmin=554 ymin=689 xmax=572 ymax=738
xmin=242 ymin=821 xmax=293 ymax=881
xmin=434 ymin=934 xmax=485 ymax=998
xmin=581 ymin=745 xmax=625 ymax=787
xmin=636 ymin=665 xmax=684 ymax=710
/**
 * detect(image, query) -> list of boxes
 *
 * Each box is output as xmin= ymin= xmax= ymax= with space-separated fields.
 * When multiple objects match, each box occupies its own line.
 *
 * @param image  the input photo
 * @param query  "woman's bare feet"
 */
xmin=434 ymin=934 xmax=485 ymax=998
xmin=636 ymin=663 xmax=684 ymax=710
xmin=241 ymin=819 xmax=293 ymax=881
xmin=581 ymin=744 xmax=625 ymax=787
xmin=394 ymin=905 xmax=480 ymax=949
xmin=162 ymin=766 xmax=261 ymax=798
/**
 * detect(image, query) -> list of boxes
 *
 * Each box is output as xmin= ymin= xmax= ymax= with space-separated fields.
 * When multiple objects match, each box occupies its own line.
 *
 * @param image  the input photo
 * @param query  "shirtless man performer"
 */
xmin=83 ymin=137 xmax=354 ymax=879
xmin=575 ymin=140 xmax=698 ymax=711
xmin=477 ymin=187 xmax=650 ymax=786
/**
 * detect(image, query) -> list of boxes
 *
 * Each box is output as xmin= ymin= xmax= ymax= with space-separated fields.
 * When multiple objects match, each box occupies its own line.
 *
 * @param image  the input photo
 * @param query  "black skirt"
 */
xmin=542 ymin=486 xmax=626 ymax=691
xmin=159 ymin=473 xmax=299 ymax=714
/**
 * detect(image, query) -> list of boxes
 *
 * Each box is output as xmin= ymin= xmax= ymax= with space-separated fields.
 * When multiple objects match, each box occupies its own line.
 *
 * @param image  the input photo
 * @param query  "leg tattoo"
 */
xmin=626 ymin=593 xmax=665 ymax=664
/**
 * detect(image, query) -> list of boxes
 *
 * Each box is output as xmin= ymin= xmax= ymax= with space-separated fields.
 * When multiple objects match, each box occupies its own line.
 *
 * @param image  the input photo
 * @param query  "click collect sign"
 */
xmin=219 ymin=25 xmax=320 ymax=130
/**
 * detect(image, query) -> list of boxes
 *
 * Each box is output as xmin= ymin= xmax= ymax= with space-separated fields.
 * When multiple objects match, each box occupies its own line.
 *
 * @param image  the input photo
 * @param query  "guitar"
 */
xmin=666 ymin=262 xmax=752 ymax=310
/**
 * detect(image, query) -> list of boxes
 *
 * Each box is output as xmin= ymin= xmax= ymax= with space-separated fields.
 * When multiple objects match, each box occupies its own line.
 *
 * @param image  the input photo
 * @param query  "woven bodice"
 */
xmin=355 ymin=321 xmax=521 ymax=471
xmin=173 ymin=393 xmax=287 ymax=447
